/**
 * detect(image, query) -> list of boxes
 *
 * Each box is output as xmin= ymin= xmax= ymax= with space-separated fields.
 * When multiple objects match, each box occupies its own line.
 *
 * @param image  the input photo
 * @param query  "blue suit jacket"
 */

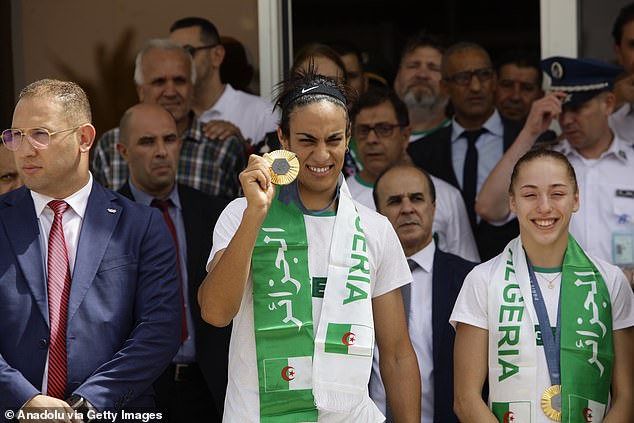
xmin=118 ymin=182 xmax=231 ymax=418
xmin=382 ymin=248 xmax=476 ymax=423
xmin=0 ymin=182 xmax=181 ymax=418
xmin=430 ymin=249 xmax=477 ymax=423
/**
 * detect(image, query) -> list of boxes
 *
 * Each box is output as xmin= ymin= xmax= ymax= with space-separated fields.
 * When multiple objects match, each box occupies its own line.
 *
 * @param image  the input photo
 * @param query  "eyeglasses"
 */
xmin=1 ymin=125 xmax=85 ymax=151
xmin=354 ymin=123 xmax=403 ymax=140
xmin=182 ymin=44 xmax=218 ymax=57
xmin=444 ymin=67 xmax=494 ymax=86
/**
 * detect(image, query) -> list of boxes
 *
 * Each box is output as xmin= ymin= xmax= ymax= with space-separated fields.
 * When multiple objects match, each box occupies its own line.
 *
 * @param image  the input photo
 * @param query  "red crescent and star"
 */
xmin=342 ymin=331 xmax=356 ymax=346
xmin=281 ymin=365 xmax=295 ymax=381
xmin=582 ymin=407 xmax=593 ymax=422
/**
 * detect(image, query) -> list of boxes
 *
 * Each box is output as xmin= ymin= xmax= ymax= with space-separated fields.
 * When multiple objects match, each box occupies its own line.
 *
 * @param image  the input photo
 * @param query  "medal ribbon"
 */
xmin=488 ymin=236 xmax=615 ymax=423
xmin=526 ymin=256 xmax=561 ymax=387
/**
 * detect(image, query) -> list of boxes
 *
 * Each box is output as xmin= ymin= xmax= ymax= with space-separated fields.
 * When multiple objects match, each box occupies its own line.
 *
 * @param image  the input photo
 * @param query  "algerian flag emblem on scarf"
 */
xmin=324 ymin=323 xmax=373 ymax=356
xmin=568 ymin=395 xmax=606 ymax=422
xmin=487 ymin=235 xmax=613 ymax=423
xmin=264 ymin=356 xmax=313 ymax=392
xmin=492 ymin=401 xmax=531 ymax=422
xmin=252 ymin=186 xmax=317 ymax=422
xmin=252 ymin=178 xmax=375 ymax=421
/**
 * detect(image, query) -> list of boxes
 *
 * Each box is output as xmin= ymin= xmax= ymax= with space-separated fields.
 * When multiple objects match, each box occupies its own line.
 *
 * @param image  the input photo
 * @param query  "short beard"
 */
xmin=402 ymin=90 xmax=447 ymax=115
xmin=403 ymin=89 xmax=439 ymax=109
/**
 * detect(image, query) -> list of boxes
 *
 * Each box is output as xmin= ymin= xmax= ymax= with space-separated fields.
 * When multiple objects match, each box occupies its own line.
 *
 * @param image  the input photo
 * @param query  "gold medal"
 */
xmin=541 ymin=385 xmax=562 ymax=421
xmin=263 ymin=150 xmax=299 ymax=185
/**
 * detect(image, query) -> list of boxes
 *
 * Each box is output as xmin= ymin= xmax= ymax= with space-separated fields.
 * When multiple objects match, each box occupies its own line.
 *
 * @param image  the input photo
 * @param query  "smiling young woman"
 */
xmin=508 ymin=150 xmax=579 ymax=268
xmin=451 ymin=149 xmax=634 ymax=423
xmin=198 ymin=69 xmax=421 ymax=423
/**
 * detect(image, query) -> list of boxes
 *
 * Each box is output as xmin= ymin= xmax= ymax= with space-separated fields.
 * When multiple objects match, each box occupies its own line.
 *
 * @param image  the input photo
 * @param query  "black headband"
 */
xmin=281 ymin=84 xmax=347 ymax=111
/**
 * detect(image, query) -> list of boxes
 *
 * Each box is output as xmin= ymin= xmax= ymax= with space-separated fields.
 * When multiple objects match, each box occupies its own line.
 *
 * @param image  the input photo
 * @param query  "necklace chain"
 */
xmin=537 ymin=272 xmax=562 ymax=289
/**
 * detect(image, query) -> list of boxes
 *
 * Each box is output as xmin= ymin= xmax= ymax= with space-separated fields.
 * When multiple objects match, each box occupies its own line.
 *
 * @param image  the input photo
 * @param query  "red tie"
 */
xmin=151 ymin=199 xmax=188 ymax=343
xmin=46 ymin=200 xmax=71 ymax=399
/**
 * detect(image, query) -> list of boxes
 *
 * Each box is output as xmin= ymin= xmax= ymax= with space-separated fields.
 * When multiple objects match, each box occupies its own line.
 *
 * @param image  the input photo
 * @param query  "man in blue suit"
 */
xmin=0 ymin=79 xmax=181 ymax=421
xmin=370 ymin=164 xmax=477 ymax=423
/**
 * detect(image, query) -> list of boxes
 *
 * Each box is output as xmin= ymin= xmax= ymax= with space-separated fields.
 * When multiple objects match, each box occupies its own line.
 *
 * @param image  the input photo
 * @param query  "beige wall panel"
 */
xmin=13 ymin=0 xmax=258 ymax=133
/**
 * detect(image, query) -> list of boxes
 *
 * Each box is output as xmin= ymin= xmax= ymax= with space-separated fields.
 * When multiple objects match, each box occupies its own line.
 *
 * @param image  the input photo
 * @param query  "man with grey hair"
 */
xmin=370 ymin=164 xmax=477 ymax=423
xmin=91 ymin=38 xmax=245 ymax=199
xmin=407 ymin=42 xmax=523 ymax=261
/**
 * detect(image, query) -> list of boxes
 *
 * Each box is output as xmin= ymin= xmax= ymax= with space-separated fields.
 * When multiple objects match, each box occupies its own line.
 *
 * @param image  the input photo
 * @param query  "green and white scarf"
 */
xmin=252 ymin=179 xmax=375 ymax=422
xmin=489 ymin=235 xmax=614 ymax=423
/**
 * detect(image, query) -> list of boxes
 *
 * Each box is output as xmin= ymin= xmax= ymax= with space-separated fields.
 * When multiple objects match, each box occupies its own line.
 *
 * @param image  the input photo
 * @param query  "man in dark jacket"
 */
xmin=370 ymin=164 xmax=477 ymax=423
xmin=407 ymin=42 xmax=521 ymax=260
xmin=117 ymin=102 xmax=229 ymax=422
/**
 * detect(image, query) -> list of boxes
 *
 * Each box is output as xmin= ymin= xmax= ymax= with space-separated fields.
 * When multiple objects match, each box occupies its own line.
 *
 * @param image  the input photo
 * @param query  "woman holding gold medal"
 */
xmin=198 ymin=69 xmax=421 ymax=423
xmin=451 ymin=149 xmax=634 ymax=423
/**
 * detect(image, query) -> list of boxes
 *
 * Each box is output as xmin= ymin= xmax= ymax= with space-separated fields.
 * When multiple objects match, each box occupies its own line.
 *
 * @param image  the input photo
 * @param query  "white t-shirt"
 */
xmin=199 ymin=83 xmax=279 ymax=145
xmin=346 ymin=174 xmax=480 ymax=263
xmin=450 ymin=251 xmax=634 ymax=423
xmin=208 ymin=197 xmax=412 ymax=423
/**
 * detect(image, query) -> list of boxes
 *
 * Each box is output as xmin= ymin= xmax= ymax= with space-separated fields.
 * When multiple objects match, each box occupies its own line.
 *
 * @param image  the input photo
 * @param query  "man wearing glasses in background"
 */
xmin=407 ymin=42 xmax=522 ymax=261
xmin=169 ymin=17 xmax=278 ymax=148
xmin=347 ymin=88 xmax=479 ymax=263
xmin=0 ymin=79 xmax=181 ymax=421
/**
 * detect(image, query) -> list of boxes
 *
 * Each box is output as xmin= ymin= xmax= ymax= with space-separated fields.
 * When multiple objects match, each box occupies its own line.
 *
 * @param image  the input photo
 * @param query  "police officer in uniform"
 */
xmin=475 ymin=56 xmax=634 ymax=287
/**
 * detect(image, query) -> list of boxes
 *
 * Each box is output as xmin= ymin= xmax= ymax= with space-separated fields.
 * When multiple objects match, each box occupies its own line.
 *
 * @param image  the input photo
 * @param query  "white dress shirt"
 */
xmin=609 ymin=103 xmax=634 ymax=145
xmin=556 ymin=136 xmax=634 ymax=266
xmin=346 ymin=174 xmax=479 ymax=262
xmin=369 ymin=241 xmax=436 ymax=423
xmin=199 ymin=83 xmax=279 ymax=145
xmin=31 ymin=174 xmax=93 ymax=275
xmin=30 ymin=173 xmax=93 ymax=394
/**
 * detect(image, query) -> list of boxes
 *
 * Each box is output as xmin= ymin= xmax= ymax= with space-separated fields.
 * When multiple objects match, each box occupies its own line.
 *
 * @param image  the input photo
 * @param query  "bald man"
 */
xmin=117 ymin=103 xmax=230 ymax=422
xmin=370 ymin=165 xmax=477 ymax=423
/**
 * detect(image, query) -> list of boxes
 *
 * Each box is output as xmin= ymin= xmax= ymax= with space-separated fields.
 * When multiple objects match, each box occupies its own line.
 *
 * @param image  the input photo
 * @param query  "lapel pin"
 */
xmin=107 ymin=208 xmax=117 ymax=214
